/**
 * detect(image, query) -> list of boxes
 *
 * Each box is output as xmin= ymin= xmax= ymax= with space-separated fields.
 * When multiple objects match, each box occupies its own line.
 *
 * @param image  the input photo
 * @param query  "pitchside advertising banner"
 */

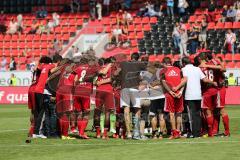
xmin=0 ymin=71 xmax=240 ymax=104
xmin=0 ymin=71 xmax=33 ymax=86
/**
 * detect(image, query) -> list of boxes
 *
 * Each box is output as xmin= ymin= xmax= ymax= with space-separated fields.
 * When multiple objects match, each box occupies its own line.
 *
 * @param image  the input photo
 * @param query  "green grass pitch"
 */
xmin=0 ymin=105 xmax=240 ymax=160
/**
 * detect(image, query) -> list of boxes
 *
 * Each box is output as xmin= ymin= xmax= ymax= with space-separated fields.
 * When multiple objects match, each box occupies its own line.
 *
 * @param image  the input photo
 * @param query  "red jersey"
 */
xmin=162 ymin=66 xmax=182 ymax=89
xmin=200 ymin=61 xmax=218 ymax=95
xmin=73 ymin=64 xmax=98 ymax=96
xmin=97 ymin=65 xmax=113 ymax=91
xmin=57 ymin=69 xmax=75 ymax=95
xmin=34 ymin=63 xmax=55 ymax=94
xmin=211 ymin=59 xmax=225 ymax=87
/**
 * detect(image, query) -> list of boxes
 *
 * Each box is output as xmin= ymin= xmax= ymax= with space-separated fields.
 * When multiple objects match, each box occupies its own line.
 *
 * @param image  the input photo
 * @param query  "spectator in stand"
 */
xmin=188 ymin=26 xmax=199 ymax=54
xmin=167 ymin=0 xmax=174 ymax=19
xmin=208 ymin=0 xmax=216 ymax=22
xmin=226 ymin=6 xmax=236 ymax=22
xmin=52 ymin=12 xmax=60 ymax=27
xmin=122 ymin=10 xmax=133 ymax=27
xmin=224 ymin=29 xmax=236 ymax=54
xmin=37 ymin=21 xmax=46 ymax=35
xmin=235 ymin=5 xmax=240 ymax=22
xmin=9 ymin=57 xmax=17 ymax=71
xmin=53 ymin=39 xmax=62 ymax=53
xmin=103 ymin=0 xmax=110 ymax=16
xmin=6 ymin=19 xmax=18 ymax=34
xmin=16 ymin=14 xmax=24 ymax=35
xmin=153 ymin=0 xmax=164 ymax=14
xmin=96 ymin=1 xmax=102 ymax=21
xmin=117 ymin=9 xmax=124 ymax=26
xmin=124 ymin=0 xmax=132 ymax=9
xmin=221 ymin=5 xmax=228 ymax=22
xmin=36 ymin=6 xmax=48 ymax=18
xmin=66 ymin=46 xmax=76 ymax=59
xmin=29 ymin=20 xmax=39 ymax=34
xmin=0 ymin=55 xmax=7 ymax=71
xmin=198 ymin=18 xmax=208 ymax=48
xmin=45 ymin=20 xmax=54 ymax=34
xmin=0 ymin=10 xmax=7 ymax=33
xmin=178 ymin=0 xmax=188 ymax=18
xmin=179 ymin=24 xmax=188 ymax=57
xmin=89 ymin=0 xmax=97 ymax=20
xmin=172 ymin=22 xmax=181 ymax=51
xmin=144 ymin=1 xmax=162 ymax=17
xmin=70 ymin=0 xmax=80 ymax=13
xmin=234 ymin=1 xmax=240 ymax=9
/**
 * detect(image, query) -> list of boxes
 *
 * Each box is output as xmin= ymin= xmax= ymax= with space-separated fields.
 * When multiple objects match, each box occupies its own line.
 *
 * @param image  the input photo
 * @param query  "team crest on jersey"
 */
xmin=168 ymin=70 xmax=178 ymax=77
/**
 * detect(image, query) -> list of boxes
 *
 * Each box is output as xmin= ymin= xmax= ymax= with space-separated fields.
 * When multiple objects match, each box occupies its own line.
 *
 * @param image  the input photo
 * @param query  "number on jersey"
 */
xmin=204 ymin=70 xmax=214 ymax=81
xmin=79 ymin=70 xmax=87 ymax=82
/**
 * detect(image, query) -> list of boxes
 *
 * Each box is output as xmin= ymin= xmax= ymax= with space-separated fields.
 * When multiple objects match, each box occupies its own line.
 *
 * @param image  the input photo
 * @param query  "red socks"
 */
xmin=222 ymin=115 xmax=230 ymax=135
xmin=103 ymin=128 xmax=108 ymax=137
xmin=96 ymin=126 xmax=101 ymax=136
xmin=60 ymin=115 xmax=69 ymax=136
xmin=206 ymin=116 xmax=214 ymax=137
xmin=77 ymin=119 xmax=88 ymax=136
xmin=212 ymin=115 xmax=220 ymax=135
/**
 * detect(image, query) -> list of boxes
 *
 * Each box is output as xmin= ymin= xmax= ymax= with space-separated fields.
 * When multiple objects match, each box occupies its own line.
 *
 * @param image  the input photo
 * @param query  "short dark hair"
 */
xmin=131 ymin=52 xmax=140 ymax=61
xmin=52 ymin=54 xmax=62 ymax=63
xmin=39 ymin=56 xmax=52 ymax=64
xmin=194 ymin=56 xmax=200 ymax=66
xmin=182 ymin=57 xmax=191 ymax=65
xmin=173 ymin=61 xmax=182 ymax=69
xmin=199 ymin=52 xmax=207 ymax=61
xmin=206 ymin=52 xmax=213 ymax=60
xmin=98 ymin=58 xmax=105 ymax=66
xmin=162 ymin=57 xmax=172 ymax=65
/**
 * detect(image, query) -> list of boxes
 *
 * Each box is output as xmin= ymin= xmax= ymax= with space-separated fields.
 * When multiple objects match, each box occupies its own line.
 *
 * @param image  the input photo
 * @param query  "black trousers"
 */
xmin=33 ymin=93 xmax=44 ymax=135
xmin=185 ymin=100 xmax=202 ymax=137
xmin=43 ymin=94 xmax=58 ymax=137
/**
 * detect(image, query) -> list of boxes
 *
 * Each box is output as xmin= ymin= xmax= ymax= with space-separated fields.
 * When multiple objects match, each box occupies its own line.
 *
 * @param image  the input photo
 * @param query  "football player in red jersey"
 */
xmin=197 ymin=53 xmax=219 ymax=137
xmin=73 ymin=56 xmax=98 ymax=139
xmin=95 ymin=58 xmax=115 ymax=139
xmin=205 ymin=54 xmax=230 ymax=136
xmin=33 ymin=56 xmax=56 ymax=138
xmin=56 ymin=62 xmax=76 ymax=139
xmin=161 ymin=57 xmax=184 ymax=139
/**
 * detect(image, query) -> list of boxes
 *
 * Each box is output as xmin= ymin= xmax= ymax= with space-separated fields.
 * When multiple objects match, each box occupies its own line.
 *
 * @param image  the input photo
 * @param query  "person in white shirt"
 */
xmin=6 ymin=19 xmax=18 ymax=34
xmin=122 ymin=10 xmax=133 ymax=26
xmin=96 ymin=2 xmax=102 ymax=20
xmin=179 ymin=24 xmax=188 ymax=57
xmin=224 ymin=29 xmax=236 ymax=54
xmin=173 ymin=57 xmax=217 ymax=138
xmin=52 ymin=12 xmax=60 ymax=27
xmin=0 ymin=55 xmax=7 ymax=71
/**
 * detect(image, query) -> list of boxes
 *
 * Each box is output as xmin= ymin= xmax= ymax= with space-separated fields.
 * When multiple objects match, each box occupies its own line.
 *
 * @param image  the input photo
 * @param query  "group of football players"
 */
xmin=27 ymin=51 xmax=230 ymax=140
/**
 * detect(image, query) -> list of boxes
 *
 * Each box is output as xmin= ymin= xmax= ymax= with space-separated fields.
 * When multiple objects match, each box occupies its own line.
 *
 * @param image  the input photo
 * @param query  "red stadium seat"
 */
xmin=128 ymin=25 xmax=135 ymax=32
xmin=233 ymin=22 xmax=240 ymax=29
xmin=235 ymin=62 xmax=240 ymax=68
xmin=135 ymin=24 xmax=142 ymax=32
xmin=225 ymin=54 xmax=233 ymax=61
xmin=143 ymin=24 xmax=151 ymax=31
xmin=224 ymin=22 xmax=233 ymax=29
xmin=150 ymin=17 xmax=157 ymax=24
xmin=234 ymin=54 xmax=240 ymax=61
xmin=136 ymin=32 xmax=143 ymax=39
xmin=215 ymin=22 xmax=224 ymax=29
xmin=207 ymin=22 xmax=215 ymax=30
xmin=142 ymin=17 xmax=149 ymax=24
xmin=133 ymin=17 xmax=141 ymax=24
xmin=188 ymin=16 xmax=197 ymax=23
xmin=226 ymin=62 xmax=235 ymax=68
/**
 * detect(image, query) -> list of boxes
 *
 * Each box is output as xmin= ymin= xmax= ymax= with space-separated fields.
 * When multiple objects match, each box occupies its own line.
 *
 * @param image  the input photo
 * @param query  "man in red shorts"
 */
xmin=56 ymin=62 xmax=76 ymax=140
xmin=198 ymin=53 xmax=219 ymax=137
xmin=73 ymin=56 xmax=98 ymax=139
xmin=161 ymin=57 xmax=184 ymax=139
xmin=205 ymin=54 xmax=230 ymax=136
xmin=95 ymin=58 xmax=115 ymax=139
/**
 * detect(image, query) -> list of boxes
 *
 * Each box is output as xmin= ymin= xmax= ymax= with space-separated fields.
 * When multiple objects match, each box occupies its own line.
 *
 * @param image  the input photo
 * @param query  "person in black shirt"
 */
xmin=188 ymin=27 xmax=199 ymax=54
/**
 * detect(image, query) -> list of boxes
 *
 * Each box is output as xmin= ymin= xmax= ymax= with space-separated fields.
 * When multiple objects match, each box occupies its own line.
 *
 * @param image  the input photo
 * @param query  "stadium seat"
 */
xmin=226 ymin=62 xmax=235 ymax=68
xmin=215 ymin=22 xmax=224 ymax=29
xmin=234 ymin=54 xmax=240 ymax=61
xmin=224 ymin=22 xmax=233 ymax=29
xmin=225 ymin=54 xmax=233 ymax=61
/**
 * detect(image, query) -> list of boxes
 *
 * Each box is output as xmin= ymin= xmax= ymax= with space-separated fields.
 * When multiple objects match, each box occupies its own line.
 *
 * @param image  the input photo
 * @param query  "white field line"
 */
xmin=0 ymin=141 xmax=239 ymax=147
xmin=0 ymin=129 xmax=28 ymax=133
